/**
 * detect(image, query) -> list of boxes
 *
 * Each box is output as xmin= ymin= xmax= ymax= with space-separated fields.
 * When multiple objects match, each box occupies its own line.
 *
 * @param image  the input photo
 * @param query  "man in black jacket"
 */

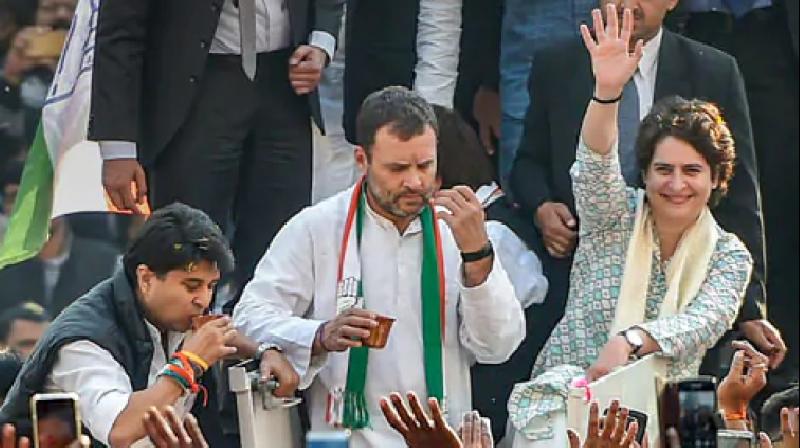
xmin=502 ymin=0 xmax=780 ymax=439
xmin=0 ymin=204 xmax=298 ymax=446
xmin=88 ymin=0 xmax=344 ymax=297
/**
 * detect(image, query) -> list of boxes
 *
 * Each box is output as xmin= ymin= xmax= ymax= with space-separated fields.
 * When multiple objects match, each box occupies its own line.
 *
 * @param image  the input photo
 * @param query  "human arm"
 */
xmin=288 ymin=0 xmax=344 ymax=95
xmin=89 ymin=0 xmax=152 ymax=212
xmin=717 ymin=341 xmax=769 ymax=431
xmin=142 ymin=407 xmax=207 ymax=448
xmin=413 ymin=0 xmax=462 ymax=107
xmin=380 ymin=392 xmax=463 ymax=448
xmin=567 ymin=400 xmax=642 ymax=448
xmin=232 ymin=213 xmax=328 ymax=388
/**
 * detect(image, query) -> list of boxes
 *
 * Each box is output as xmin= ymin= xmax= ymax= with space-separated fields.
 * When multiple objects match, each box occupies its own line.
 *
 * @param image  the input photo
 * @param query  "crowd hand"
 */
xmin=586 ymin=335 xmax=631 ymax=382
xmin=717 ymin=341 xmax=769 ymax=417
xmin=2 ymin=424 xmax=29 ymax=448
xmin=457 ymin=411 xmax=494 ymax=448
xmin=581 ymin=4 xmax=644 ymax=100
xmin=258 ymin=349 xmax=300 ymax=398
xmin=143 ymin=406 xmax=208 ymax=448
xmin=288 ymin=45 xmax=326 ymax=95
xmin=432 ymin=186 xmax=490 ymax=254
xmin=102 ymin=159 xmax=148 ymax=213
xmin=758 ymin=408 xmax=799 ymax=448
xmin=315 ymin=308 xmax=378 ymax=353
xmin=738 ymin=320 xmax=787 ymax=369
xmin=535 ymin=202 xmax=577 ymax=258
xmin=380 ymin=392 xmax=463 ymax=448
xmin=472 ymin=86 xmax=501 ymax=155
xmin=182 ymin=315 xmax=238 ymax=366
xmin=567 ymin=400 xmax=642 ymax=448
xmin=2 ymin=27 xmax=60 ymax=86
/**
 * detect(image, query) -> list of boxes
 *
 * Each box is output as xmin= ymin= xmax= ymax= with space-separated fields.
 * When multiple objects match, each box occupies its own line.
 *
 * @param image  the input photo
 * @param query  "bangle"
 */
xmin=592 ymin=92 xmax=623 ymax=104
xmin=181 ymin=350 xmax=209 ymax=371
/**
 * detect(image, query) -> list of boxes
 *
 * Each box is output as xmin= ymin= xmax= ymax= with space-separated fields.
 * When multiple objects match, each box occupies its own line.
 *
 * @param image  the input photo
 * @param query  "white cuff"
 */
xmin=98 ymin=141 xmax=137 ymax=160
xmin=309 ymin=31 xmax=337 ymax=64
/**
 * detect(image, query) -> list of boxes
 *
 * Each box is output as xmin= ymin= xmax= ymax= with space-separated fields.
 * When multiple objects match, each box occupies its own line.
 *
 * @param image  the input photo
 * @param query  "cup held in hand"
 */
xmin=363 ymin=315 xmax=396 ymax=349
xmin=191 ymin=314 xmax=223 ymax=330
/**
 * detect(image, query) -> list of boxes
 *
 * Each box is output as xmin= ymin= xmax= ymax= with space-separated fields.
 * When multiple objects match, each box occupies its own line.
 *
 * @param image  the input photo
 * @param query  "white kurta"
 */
xmin=234 ymin=185 xmax=525 ymax=448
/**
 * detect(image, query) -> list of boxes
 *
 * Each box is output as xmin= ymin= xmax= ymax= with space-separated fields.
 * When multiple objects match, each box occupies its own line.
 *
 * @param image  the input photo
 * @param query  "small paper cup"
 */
xmin=363 ymin=315 xmax=396 ymax=349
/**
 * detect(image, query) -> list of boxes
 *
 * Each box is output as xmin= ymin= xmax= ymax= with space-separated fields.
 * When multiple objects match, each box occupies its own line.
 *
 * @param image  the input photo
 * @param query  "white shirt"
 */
xmin=414 ymin=0 xmax=463 ymax=108
xmin=98 ymin=3 xmax=336 ymax=162
xmin=233 ymin=185 xmax=526 ymax=448
xmin=634 ymin=27 xmax=663 ymax=119
xmin=45 ymin=321 xmax=190 ymax=446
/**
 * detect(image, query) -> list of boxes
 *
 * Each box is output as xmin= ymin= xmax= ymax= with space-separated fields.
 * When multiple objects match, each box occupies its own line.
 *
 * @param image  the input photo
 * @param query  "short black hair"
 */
xmin=432 ymin=105 xmax=496 ymax=190
xmin=0 ymin=350 xmax=23 ymax=402
xmin=355 ymin=86 xmax=438 ymax=156
xmin=0 ymin=302 xmax=50 ymax=343
xmin=761 ymin=385 xmax=799 ymax=441
xmin=122 ymin=203 xmax=234 ymax=282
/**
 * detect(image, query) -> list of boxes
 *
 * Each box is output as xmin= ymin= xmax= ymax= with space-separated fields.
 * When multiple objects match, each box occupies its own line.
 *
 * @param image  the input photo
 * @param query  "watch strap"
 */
xmin=461 ymin=240 xmax=494 ymax=263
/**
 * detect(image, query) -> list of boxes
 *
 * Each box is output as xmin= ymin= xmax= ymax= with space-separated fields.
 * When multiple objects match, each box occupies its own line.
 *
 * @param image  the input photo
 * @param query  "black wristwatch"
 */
xmin=254 ymin=342 xmax=282 ymax=363
xmin=461 ymin=240 xmax=494 ymax=263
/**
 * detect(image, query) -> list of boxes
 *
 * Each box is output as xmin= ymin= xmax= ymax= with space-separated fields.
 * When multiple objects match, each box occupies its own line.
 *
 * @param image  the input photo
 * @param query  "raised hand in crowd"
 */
xmin=2 ymin=27 xmax=61 ymax=86
xmin=101 ymin=158 xmax=149 ymax=214
xmin=535 ymin=202 xmax=578 ymax=259
xmin=567 ymin=400 xmax=642 ymax=448
xmin=472 ymin=86 xmax=501 ymax=155
xmin=288 ymin=45 xmax=327 ymax=95
xmin=738 ymin=320 xmax=787 ymax=369
xmin=457 ymin=411 xmax=493 ymax=448
xmin=312 ymin=308 xmax=379 ymax=354
xmin=1 ymin=424 xmax=28 ymax=448
xmin=718 ymin=340 xmax=769 ymax=428
xmin=758 ymin=408 xmax=799 ymax=448
xmin=143 ymin=406 xmax=208 ymax=448
xmin=380 ymin=392 xmax=463 ymax=448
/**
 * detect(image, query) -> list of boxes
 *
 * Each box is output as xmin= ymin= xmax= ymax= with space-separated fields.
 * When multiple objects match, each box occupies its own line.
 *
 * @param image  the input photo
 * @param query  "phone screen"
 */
xmin=678 ymin=383 xmax=718 ymax=448
xmin=33 ymin=396 xmax=79 ymax=448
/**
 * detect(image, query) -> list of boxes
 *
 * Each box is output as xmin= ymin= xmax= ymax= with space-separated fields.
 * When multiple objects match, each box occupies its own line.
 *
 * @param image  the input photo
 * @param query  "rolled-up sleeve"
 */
xmin=47 ymin=341 xmax=132 ymax=446
xmin=233 ymin=213 xmax=328 ymax=388
xmin=413 ymin=0 xmax=462 ymax=107
xmin=458 ymin=255 xmax=525 ymax=364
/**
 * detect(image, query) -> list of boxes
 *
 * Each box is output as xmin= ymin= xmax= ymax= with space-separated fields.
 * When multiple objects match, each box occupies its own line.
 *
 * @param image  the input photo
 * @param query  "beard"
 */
xmin=365 ymin=177 xmax=434 ymax=219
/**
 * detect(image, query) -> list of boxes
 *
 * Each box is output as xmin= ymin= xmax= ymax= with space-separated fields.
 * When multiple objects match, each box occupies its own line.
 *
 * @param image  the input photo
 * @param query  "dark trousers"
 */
xmin=149 ymin=49 xmax=312 ymax=293
xmin=148 ymin=49 xmax=312 ymax=446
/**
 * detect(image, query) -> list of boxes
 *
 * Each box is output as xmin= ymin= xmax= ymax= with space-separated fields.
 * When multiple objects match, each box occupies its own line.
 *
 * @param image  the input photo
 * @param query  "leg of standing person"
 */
xmin=147 ymin=53 xmax=260 ymax=448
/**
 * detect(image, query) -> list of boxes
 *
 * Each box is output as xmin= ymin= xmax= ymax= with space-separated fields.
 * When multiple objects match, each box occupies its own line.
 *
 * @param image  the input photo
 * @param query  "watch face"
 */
xmin=626 ymin=330 xmax=644 ymax=347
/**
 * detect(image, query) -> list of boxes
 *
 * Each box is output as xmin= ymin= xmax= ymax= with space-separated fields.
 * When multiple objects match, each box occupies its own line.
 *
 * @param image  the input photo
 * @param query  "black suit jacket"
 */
xmin=0 ymin=237 xmax=120 ymax=316
xmin=343 ymin=0 xmax=420 ymax=143
xmin=88 ymin=0 xmax=344 ymax=166
xmin=510 ymin=30 xmax=766 ymax=321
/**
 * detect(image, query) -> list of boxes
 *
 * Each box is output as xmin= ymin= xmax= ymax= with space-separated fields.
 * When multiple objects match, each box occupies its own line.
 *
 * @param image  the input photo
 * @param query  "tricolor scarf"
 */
xmin=331 ymin=179 xmax=447 ymax=429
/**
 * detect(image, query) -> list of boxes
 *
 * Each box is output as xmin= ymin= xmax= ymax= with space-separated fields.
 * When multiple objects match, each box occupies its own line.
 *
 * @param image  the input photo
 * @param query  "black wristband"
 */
xmin=461 ymin=240 xmax=494 ymax=263
xmin=592 ymin=92 xmax=623 ymax=104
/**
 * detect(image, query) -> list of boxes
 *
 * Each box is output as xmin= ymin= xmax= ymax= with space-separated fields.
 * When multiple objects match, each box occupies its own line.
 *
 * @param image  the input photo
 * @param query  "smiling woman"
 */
xmin=521 ymin=5 xmax=753 ymax=388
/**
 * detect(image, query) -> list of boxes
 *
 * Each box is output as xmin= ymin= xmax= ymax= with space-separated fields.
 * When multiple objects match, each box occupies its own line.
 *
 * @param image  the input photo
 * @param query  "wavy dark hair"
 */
xmin=636 ymin=96 xmax=736 ymax=201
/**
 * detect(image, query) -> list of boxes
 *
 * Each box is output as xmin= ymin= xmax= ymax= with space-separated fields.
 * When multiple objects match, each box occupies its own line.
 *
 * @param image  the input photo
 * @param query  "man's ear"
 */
xmin=355 ymin=146 xmax=369 ymax=174
xmin=136 ymin=264 xmax=155 ymax=296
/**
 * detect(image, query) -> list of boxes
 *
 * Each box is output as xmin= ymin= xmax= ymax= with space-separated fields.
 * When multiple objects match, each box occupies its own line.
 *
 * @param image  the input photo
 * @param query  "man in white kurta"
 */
xmin=234 ymin=87 xmax=525 ymax=448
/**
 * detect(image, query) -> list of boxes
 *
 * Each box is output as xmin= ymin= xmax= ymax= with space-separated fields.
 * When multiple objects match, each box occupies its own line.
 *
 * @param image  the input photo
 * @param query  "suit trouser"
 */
xmin=147 ymin=49 xmax=312 ymax=446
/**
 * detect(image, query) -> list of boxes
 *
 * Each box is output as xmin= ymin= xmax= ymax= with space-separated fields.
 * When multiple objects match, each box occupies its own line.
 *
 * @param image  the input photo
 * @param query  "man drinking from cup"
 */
xmin=233 ymin=87 xmax=526 ymax=447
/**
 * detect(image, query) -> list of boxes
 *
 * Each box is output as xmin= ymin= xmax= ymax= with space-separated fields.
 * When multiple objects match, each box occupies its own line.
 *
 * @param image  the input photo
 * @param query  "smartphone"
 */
xmin=30 ymin=392 xmax=81 ymax=448
xmin=25 ymin=30 xmax=67 ymax=59
xmin=717 ymin=430 xmax=755 ymax=448
xmin=603 ymin=407 xmax=648 ymax=444
xmin=677 ymin=376 xmax=719 ymax=448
